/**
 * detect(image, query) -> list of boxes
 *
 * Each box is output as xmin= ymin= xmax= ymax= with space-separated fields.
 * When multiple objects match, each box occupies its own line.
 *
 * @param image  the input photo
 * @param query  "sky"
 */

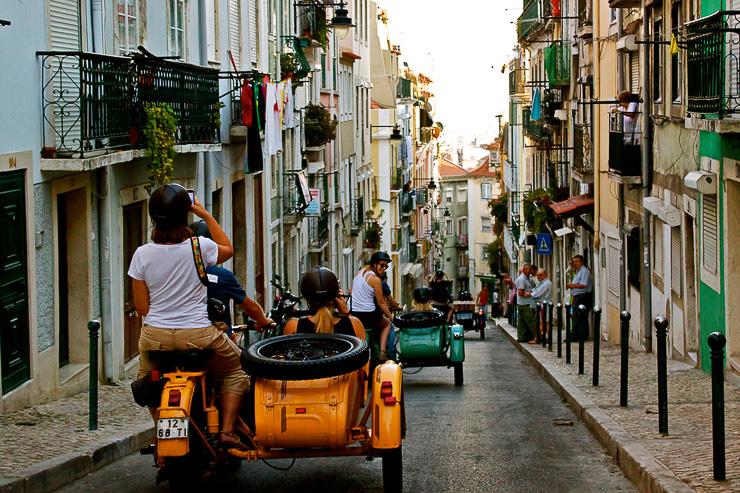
xmin=376 ymin=0 xmax=519 ymax=145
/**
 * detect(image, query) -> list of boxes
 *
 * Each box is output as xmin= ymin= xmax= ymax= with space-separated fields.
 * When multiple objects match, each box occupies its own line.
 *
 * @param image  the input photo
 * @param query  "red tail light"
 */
xmin=168 ymin=389 xmax=181 ymax=407
xmin=383 ymin=396 xmax=397 ymax=405
xmin=295 ymin=407 xmax=306 ymax=414
xmin=380 ymin=380 xmax=393 ymax=398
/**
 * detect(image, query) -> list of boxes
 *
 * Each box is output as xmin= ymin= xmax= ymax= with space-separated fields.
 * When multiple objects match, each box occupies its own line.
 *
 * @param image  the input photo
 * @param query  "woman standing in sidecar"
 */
xmin=283 ymin=267 xmax=366 ymax=340
xmin=127 ymin=183 xmax=248 ymax=449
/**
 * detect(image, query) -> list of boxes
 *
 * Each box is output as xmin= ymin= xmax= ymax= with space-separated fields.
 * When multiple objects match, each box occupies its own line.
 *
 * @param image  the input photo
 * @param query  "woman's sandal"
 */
xmin=219 ymin=431 xmax=248 ymax=451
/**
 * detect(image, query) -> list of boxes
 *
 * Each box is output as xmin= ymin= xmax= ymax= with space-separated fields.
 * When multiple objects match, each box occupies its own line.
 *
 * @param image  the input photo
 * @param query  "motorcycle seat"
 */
xmin=147 ymin=349 xmax=214 ymax=371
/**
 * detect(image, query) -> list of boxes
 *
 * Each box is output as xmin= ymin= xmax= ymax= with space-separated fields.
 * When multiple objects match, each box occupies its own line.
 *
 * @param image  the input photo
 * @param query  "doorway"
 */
xmin=684 ymin=212 xmax=699 ymax=361
xmin=725 ymin=180 xmax=740 ymax=366
xmin=0 ymin=171 xmax=30 ymax=393
xmin=253 ymin=174 xmax=265 ymax=307
xmin=232 ymin=179 xmax=246 ymax=289
xmin=122 ymin=201 xmax=145 ymax=362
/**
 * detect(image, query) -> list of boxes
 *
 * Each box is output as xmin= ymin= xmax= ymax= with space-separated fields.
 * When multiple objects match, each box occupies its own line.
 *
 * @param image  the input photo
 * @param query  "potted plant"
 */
xmin=304 ymin=103 xmax=337 ymax=147
xmin=280 ymin=52 xmax=299 ymax=81
xmin=363 ymin=209 xmax=385 ymax=249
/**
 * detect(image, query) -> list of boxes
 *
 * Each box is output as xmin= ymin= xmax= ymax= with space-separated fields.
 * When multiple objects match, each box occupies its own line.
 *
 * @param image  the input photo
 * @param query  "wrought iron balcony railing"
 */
xmin=308 ymin=205 xmax=329 ymax=250
xmin=509 ymin=68 xmax=525 ymax=95
xmin=686 ymin=10 xmax=740 ymax=117
xmin=38 ymin=51 xmax=221 ymax=158
xmin=522 ymin=107 xmax=551 ymax=141
xmin=517 ymin=0 xmax=550 ymax=43
xmin=573 ymin=123 xmax=593 ymax=176
xmin=455 ymin=234 xmax=469 ymax=248
xmin=364 ymin=221 xmax=381 ymax=250
xmin=608 ymin=112 xmax=642 ymax=177
xmin=283 ymin=171 xmax=309 ymax=216
xmin=351 ymin=196 xmax=365 ymax=232
xmin=400 ymin=191 xmax=414 ymax=215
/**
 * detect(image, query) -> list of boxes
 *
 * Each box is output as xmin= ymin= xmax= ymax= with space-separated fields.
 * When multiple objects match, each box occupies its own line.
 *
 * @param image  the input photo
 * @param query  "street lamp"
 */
xmin=443 ymin=208 xmax=451 ymax=218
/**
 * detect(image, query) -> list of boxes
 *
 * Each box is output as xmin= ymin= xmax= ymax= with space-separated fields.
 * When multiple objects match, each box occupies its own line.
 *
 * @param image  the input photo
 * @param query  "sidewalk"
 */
xmin=495 ymin=318 xmax=739 ymax=493
xmin=0 ymin=379 xmax=151 ymax=493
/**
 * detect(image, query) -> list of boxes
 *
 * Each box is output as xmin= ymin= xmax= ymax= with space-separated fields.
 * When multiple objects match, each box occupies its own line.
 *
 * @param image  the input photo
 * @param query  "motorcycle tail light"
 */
xmin=168 ymin=389 xmax=181 ymax=407
xmin=380 ymin=380 xmax=393 ymax=398
xmin=383 ymin=396 xmax=397 ymax=405
xmin=295 ymin=407 xmax=306 ymax=414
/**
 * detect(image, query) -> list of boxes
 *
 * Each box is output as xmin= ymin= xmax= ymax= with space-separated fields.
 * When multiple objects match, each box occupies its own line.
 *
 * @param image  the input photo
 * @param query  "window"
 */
xmin=206 ymin=0 xmax=219 ymax=62
xmin=456 ymin=186 xmax=467 ymax=203
xmin=446 ymin=218 xmax=453 ymax=235
xmin=671 ymin=1 xmax=682 ymax=103
xmin=607 ymin=238 xmax=620 ymax=306
xmin=610 ymin=8 xmax=617 ymax=24
xmin=481 ymin=217 xmax=492 ymax=233
xmin=445 ymin=188 xmax=453 ymax=204
xmin=228 ymin=0 xmax=241 ymax=67
xmin=481 ymin=182 xmax=493 ymax=200
xmin=652 ymin=16 xmax=663 ymax=103
xmin=480 ymin=245 xmax=489 ymax=260
xmin=249 ymin=0 xmax=258 ymax=65
xmin=458 ymin=217 xmax=467 ymax=236
xmin=168 ymin=0 xmax=186 ymax=59
xmin=116 ymin=0 xmax=138 ymax=55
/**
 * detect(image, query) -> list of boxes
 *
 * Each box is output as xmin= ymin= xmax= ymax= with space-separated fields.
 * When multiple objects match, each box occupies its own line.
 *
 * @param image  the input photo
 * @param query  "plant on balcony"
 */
xmin=485 ymin=238 xmax=503 ymax=273
xmin=523 ymin=188 xmax=560 ymax=233
xmin=211 ymin=101 xmax=225 ymax=127
xmin=301 ymin=7 xmax=330 ymax=49
xmin=488 ymin=192 xmax=509 ymax=224
xmin=304 ymin=103 xmax=337 ymax=147
xmin=363 ymin=209 xmax=385 ymax=249
xmin=280 ymin=52 xmax=299 ymax=80
xmin=143 ymin=103 xmax=177 ymax=188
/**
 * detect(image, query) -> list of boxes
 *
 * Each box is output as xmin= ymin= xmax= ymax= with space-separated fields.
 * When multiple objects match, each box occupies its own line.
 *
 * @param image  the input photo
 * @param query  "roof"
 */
xmin=548 ymin=194 xmax=594 ymax=217
xmin=467 ymin=158 xmax=498 ymax=178
xmin=439 ymin=157 xmax=469 ymax=178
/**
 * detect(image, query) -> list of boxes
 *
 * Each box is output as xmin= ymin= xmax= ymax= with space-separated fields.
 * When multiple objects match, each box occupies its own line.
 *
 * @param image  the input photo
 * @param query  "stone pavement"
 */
xmin=496 ymin=318 xmax=739 ymax=493
xmin=0 ymin=378 xmax=151 ymax=493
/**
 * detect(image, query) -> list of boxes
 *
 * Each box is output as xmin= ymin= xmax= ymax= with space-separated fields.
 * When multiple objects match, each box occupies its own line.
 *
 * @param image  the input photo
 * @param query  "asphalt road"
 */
xmin=57 ymin=324 xmax=634 ymax=493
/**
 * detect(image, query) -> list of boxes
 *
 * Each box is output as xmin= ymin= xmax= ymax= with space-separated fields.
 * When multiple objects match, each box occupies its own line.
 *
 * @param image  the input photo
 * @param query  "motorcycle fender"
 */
xmin=157 ymin=372 xmax=201 ymax=458
xmin=449 ymin=324 xmax=465 ymax=362
xmin=370 ymin=362 xmax=403 ymax=450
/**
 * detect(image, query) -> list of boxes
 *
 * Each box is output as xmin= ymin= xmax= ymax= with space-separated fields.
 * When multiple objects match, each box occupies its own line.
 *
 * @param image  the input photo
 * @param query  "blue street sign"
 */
xmin=536 ymin=233 xmax=553 ymax=255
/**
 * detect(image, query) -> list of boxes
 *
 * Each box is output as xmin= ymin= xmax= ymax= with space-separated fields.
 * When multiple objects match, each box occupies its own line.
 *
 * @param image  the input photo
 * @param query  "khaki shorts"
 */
xmin=138 ymin=324 xmax=249 ymax=395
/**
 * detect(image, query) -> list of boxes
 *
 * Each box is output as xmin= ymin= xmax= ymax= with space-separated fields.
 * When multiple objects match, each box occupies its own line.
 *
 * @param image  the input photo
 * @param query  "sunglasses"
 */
xmin=377 ymin=263 xmax=389 ymax=270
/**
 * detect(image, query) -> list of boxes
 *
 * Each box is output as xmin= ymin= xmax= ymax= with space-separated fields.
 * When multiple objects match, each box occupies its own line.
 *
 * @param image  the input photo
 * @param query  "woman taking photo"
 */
xmin=128 ymin=183 xmax=248 ymax=449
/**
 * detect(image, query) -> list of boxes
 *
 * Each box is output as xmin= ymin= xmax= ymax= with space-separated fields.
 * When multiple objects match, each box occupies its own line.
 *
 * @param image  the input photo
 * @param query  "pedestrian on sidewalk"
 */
xmin=502 ymin=272 xmax=516 ymax=317
xmin=566 ymin=255 xmax=593 ymax=341
xmin=476 ymin=284 xmax=490 ymax=319
xmin=515 ymin=264 xmax=536 ymax=343
xmin=531 ymin=268 xmax=552 ymax=340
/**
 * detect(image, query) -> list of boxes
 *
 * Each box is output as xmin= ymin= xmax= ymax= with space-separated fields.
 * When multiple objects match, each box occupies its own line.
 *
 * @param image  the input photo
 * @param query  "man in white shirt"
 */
xmin=515 ymin=264 xmax=536 ymax=342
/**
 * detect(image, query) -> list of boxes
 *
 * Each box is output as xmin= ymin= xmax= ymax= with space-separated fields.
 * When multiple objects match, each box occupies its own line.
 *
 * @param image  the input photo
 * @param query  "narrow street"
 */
xmin=56 ymin=326 xmax=634 ymax=493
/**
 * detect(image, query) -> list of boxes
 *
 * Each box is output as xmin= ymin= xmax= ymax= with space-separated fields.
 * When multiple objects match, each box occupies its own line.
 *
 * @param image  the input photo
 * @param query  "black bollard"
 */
xmin=565 ymin=304 xmax=572 ymax=364
xmin=535 ymin=302 xmax=541 ymax=344
xmin=708 ymin=332 xmax=727 ymax=481
xmin=88 ymin=320 xmax=100 ymax=431
xmin=654 ymin=316 xmax=669 ymax=435
xmin=592 ymin=306 xmax=602 ymax=386
xmin=547 ymin=302 xmax=554 ymax=352
xmin=577 ymin=305 xmax=586 ymax=375
xmin=620 ymin=311 xmax=631 ymax=407
xmin=556 ymin=303 xmax=563 ymax=358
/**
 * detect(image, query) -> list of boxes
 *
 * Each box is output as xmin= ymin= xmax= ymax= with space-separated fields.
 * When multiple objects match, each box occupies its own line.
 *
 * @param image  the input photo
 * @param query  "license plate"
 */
xmin=157 ymin=418 xmax=189 ymax=440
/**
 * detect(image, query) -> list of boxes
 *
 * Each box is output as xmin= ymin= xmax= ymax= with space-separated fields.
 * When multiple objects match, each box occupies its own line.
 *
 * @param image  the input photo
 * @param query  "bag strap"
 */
xmin=190 ymin=237 xmax=209 ymax=287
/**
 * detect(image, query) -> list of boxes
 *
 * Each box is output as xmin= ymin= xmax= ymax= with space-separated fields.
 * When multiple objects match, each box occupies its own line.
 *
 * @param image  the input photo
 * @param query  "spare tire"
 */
xmin=394 ymin=310 xmax=446 ymax=329
xmin=241 ymin=334 xmax=368 ymax=380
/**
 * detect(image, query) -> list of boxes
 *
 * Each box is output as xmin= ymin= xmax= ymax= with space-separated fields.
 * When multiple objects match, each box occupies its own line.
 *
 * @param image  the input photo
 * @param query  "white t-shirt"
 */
xmin=128 ymin=237 xmax=219 ymax=328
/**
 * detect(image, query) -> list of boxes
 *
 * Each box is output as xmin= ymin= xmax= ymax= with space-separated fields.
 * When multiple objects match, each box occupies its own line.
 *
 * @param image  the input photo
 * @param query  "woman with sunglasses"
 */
xmin=350 ymin=251 xmax=393 ymax=361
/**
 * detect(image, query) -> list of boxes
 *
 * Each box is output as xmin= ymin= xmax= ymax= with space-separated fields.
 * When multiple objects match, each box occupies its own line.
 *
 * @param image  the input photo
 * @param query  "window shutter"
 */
xmin=206 ymin=0 xmax=218 ymax=62
xmin=607 ymin=239 xmax=620 ymax=306
xmin=48 ymin=0 xmax=81 ymax=150
xmin=249 ymin=0 xmax=258 ymax=65
xmin=228 ymin=0 xmax=242 ymax=68
xmin=671 ymin=226 xmax=682 ymax=295
xmin=702 ymin=194 xmax=718 ymax=274
xmin=630 ymin=52 xmax=640 ymax=94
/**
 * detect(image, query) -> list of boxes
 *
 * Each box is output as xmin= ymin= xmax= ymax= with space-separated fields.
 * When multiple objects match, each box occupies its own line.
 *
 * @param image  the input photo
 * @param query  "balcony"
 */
xmin=455 ymin=234 xmax=469 ymax=248
xmin=457 ymin=265 xmax=469 ymax=278
xmin=308 ymin=205 xmax=329 ymax=251
xmin=391 ymin=227 xmax=400 ymax=252
xmin=517 ymin=0 xmax=550 ymax=43
xmin=608 ymin=112 xmax=642 ymax=182
xmin=363 ymin=221 xmax=381 ymax=250
xmin=577 ymin=0 xmax=592 ymax=38
xmin=350 ymin=196 xmax=364 ymax=234
xmin=38 ymin=51 xmax=220 ymax=161
xmin=397 ymin=78 xmax=412 ymax=99
xmin=522 ymin=107 xmax=551 ymax=142
xmin=544 ymin=43 xmax=570 ymax=87
xmin=573 ymin=124 xmax=593 ymax=182
xmin=391 ymin=167 xmax=405 ymax=191
xmin=283 ymin=171 xmax=310 ymax=222
xmin=686 ymin=11 xmax=740 ymax=126
xmin=408 ymin=241 xmax=418 ymax=263
xmin=401 ymin=191 xmax=414 ymax=215
xmin=509 ymin=68 xmax=525 ymax=95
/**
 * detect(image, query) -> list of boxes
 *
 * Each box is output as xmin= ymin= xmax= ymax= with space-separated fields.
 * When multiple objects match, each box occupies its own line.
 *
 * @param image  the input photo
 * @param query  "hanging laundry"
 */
xmin=531 ymin=88 xmax=542 ymax=121
xmin=278 ymin=80 xmax=287 ymax=127
xmin=552 ymin=0 xmax=561 ymax=17
xmin=240 ymin=79 xmax=253 ymax=127
xmin=283 ymin=79 xmax=295 ymax=127
xmin=253 ymin=83 xmax=262 ymax=132
xmin=264 ymin=82 xmax=283 ymax=155
xmin=246 ymin=85 xmax=264 ymax=173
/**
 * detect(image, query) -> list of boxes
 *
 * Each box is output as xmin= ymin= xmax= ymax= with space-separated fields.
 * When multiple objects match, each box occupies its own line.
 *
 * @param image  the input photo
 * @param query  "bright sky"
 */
xmin=376 ymin=0 xmax=519 ymax=145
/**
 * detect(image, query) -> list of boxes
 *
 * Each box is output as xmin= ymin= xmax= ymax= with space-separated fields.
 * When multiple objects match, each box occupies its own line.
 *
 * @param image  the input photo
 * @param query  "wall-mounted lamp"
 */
xmin=427 ymin=178 xmax=437 ymax=190
xmin=443 ymin=209 xmax=451 ymax=218
xmin=295 ymin=1 xmax=355 ymax=38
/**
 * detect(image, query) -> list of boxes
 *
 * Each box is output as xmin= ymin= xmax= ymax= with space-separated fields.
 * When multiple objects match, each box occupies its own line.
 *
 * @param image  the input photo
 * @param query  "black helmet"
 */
xmin=299 ymin=267 xmax=339 ymax=305
xmin=149 ymin=183 xmax=191 ymax=227
xmin=189 ymin=219 xmax=210 ymax=239
xmin=370 ymin=251 xmax=391 ymax=265
xmin=413 ymin=286 xmax=432 ymax=303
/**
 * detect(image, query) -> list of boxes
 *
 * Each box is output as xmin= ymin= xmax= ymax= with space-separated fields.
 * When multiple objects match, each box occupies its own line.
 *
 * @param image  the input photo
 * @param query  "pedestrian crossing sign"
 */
xmin=535 ymin=233 xmax=552 ymax=255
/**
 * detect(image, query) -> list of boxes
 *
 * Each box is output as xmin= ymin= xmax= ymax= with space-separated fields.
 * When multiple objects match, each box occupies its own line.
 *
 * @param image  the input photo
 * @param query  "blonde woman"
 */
xmin=283 ymin=267 xmax=365 ymax=340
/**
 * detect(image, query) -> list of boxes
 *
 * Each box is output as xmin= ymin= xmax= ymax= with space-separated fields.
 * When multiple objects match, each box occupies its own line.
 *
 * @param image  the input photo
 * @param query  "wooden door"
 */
xmin=0 ymin=171 xmax=30 ymax=393
xmin=122 ymin=202 xmax=145 ymax=361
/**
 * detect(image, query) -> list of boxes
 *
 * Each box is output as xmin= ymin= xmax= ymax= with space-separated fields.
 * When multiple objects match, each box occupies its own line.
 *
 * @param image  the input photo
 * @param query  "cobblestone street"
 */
xmin=0 ymin=380 xmax=150 ymax=477
xmin=497 ymin=318 xmax=739 ymax=493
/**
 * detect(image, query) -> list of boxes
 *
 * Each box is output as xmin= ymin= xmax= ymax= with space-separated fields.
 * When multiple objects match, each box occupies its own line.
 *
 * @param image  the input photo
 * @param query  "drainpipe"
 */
xmin=617 ymin=9 xmax=627 ymax=315
xmin=592 ymin=0 xmax=601 ymax=304
xmin=96 ymin=168 xmax=114 ymax=381
xmin=641 ymin=6 xmax=653 ymax=352
xmin=199 ymin=0 xmax=213 ymax=212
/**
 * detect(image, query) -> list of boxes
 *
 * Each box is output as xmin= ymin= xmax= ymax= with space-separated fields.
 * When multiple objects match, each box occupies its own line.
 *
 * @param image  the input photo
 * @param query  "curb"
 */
xmin=496 ymin=320 xmax=694 ymax=493
xmin=0 ymin=422 xmax=153 ymax=493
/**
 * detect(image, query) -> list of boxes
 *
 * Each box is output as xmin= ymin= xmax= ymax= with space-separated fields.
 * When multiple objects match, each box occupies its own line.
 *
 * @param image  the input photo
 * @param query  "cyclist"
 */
xmin=350 ymin=252 xmax=393 ymax=360
xmin=283 ymin=267 xmax=365 ymax=339
xmin=128 ymin=183 xmax=247 ymax=449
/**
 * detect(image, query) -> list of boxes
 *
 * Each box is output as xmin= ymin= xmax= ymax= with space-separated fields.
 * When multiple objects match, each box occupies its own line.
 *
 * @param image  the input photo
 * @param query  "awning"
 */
xmin=401 ymin=263 xmax=413 ymax=276
xmin=548 ymin=193 xmax=594 ymax=217
xmin=410 ymin=263 xmax=424 ymax=278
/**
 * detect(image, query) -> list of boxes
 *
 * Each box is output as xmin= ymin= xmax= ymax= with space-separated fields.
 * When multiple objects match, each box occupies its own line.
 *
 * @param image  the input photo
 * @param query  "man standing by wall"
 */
xmin=515 ymin=264 xmax=536 ymax=343
xmin=566 ymin=255 xmax=593 ymax=341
